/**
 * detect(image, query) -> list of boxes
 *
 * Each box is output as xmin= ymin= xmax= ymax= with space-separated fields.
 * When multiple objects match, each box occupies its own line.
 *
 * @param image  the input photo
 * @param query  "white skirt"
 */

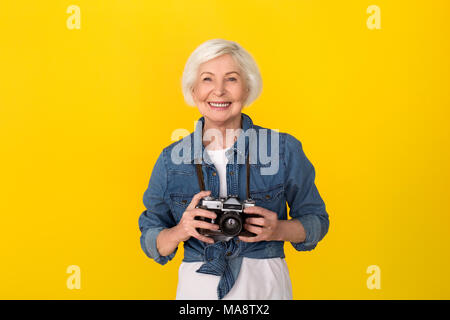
xmin=175 ymin=257 xmax=293 ymax=300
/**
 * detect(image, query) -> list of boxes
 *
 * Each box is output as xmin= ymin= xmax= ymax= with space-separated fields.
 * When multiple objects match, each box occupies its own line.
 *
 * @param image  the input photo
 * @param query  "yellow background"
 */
xmin=1 ymin=0 xmax=449 ymax=299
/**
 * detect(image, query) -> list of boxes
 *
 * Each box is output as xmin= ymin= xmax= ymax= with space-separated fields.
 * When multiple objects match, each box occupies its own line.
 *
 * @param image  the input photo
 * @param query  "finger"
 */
xmin=187 ymin=190 xmax=212 ymax=210
xmin=191 ymin=230 xmax=215 ymax=244
xmin=238 ymin=235 xmax=261 ymax=243
xmin=194 ymin=220 xmax=220 ymax=231
xmin=244 ymin=223 xmax=263 ymax=235
xmin=191 ymin=208 xmax=217 ymax=220
xmin=245 ymin=217 xmax=266 ymax=227
xmin=244 ymin=206 xmax=269 ymax=216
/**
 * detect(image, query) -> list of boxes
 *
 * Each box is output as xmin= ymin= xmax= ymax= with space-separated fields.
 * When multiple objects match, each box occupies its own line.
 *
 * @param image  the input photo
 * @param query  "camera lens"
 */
xmin=218 ymin=211 xmax=243 ymax=237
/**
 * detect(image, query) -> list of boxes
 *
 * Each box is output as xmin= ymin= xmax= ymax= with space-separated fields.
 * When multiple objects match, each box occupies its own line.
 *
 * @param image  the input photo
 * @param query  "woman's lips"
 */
xmin=208 ymin=102 xmax=232 ymax=110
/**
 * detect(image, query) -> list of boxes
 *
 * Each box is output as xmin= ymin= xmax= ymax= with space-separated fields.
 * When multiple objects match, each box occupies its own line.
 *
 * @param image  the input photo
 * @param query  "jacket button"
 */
xmin=226 ymin=252 xmax=232 ymax=256
xmin=265 ymin=194 xmax=271 ymax=199
xmin=230 ymin=171 xmax=234 ymax=175
xmin=212 ymin=172 xmax=217 ymax=176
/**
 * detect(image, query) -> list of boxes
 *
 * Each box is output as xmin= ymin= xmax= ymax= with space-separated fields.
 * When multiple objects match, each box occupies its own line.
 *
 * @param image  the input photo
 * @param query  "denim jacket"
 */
xmin=138 ymin=113 xmax=329 ymax=299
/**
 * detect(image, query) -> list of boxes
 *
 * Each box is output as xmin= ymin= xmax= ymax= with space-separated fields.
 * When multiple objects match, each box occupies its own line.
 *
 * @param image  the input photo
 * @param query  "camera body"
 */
xmin=195 ymin=195 xmax=259 ymax=242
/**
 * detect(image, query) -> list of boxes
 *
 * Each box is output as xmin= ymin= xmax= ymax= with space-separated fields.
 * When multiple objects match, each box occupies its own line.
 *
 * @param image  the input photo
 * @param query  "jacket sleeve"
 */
xmin=138 ymin=149 xmax=178 ymax=265
xmin=283 ymin=133 xmax=330 ymax=251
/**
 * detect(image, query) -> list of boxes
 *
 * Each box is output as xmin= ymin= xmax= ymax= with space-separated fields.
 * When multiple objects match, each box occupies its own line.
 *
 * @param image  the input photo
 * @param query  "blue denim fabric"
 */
xmin=138 ymin=113 xmax=329 ymax=299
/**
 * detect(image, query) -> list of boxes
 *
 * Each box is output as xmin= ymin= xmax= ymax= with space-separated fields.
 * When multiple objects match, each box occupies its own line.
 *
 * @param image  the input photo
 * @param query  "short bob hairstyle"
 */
xmin=181 ymin=39 xmax=262 ymax=107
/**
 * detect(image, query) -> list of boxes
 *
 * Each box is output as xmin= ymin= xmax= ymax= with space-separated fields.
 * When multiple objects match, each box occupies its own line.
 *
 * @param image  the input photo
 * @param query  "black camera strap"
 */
xmin=195 ymin=163 xmax=206 ymax=191
xmin=246 ymin=152 xmax=250 ymax=199
xmin=195 ymin=152 xmax=250 ymax=199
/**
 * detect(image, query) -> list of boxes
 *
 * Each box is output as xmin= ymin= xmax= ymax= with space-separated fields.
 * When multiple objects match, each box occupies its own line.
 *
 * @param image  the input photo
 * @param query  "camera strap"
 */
xmin=195 ymin=163 xmax=206 ymax=191
xmin=195 ymin=152 xmax=251 ymax=199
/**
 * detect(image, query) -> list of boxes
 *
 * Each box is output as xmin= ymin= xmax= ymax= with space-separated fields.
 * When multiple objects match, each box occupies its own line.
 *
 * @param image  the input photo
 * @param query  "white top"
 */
xmin=175 ymin=147 xmax=293 ymax=300
xmin=205 ymin=147 xmax=229 ymax=198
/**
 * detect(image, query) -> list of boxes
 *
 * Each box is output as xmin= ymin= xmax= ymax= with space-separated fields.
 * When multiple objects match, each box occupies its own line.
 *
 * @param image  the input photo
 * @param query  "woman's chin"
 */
xmin=207 ymin=109 xmax=240 ymax=123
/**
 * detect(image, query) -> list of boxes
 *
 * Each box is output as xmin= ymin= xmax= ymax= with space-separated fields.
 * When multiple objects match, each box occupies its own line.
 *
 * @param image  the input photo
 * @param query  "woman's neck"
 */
xmin=203 ymin=115 xmax=242 ymax=150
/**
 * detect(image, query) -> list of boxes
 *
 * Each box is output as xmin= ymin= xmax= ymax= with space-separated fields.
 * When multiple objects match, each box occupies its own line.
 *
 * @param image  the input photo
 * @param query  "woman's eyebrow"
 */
xmin=201 ymin=71 xmax=240 ymax=76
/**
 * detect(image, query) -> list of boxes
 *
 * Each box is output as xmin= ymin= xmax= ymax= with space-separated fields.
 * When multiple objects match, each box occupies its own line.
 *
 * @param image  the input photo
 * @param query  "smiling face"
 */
xmin=191 ymin=53 xmax=249 ymax=128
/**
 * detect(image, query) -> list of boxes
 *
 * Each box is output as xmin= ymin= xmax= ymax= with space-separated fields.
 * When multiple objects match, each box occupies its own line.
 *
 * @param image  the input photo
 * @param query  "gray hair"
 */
xmin=181 ymin=39 xmax=263 ymax=107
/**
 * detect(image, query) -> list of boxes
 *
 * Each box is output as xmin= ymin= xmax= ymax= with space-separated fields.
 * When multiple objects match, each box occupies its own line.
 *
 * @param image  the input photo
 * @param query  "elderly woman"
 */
xmin=138 ymin=39 xmax=329 ymax=300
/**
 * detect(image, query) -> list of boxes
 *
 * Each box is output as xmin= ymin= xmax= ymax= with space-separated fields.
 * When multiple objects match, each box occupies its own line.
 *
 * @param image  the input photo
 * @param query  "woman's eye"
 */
xmin=202 ymin=77 xmax=236 ymax=82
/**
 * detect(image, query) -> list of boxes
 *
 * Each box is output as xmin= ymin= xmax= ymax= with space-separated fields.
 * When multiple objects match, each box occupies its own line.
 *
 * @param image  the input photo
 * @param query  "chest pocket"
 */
xmin=169 ymin=193 xmax=193 ymax=220
xmin=250 ymin=184 xmax=285 ymax=217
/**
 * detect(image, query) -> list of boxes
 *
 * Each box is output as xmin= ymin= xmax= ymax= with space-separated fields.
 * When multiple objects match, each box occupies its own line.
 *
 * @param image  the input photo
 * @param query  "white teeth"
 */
xmin=209 ymin=102 xmax=231 ymax=107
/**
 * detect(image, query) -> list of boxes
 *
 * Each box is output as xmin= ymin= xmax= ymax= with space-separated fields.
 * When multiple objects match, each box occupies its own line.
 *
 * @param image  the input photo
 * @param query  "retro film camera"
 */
xmin=195 ymin=195 xmax=259 ymax=241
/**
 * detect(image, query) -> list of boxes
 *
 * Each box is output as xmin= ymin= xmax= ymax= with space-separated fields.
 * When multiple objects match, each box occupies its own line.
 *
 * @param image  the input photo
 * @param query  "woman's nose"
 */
xmin=213 ymin=80 xmax=226 ymax=95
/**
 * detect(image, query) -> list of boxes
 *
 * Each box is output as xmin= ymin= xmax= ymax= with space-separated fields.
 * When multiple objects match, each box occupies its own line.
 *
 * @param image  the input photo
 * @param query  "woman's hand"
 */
xmin=239 ymin=206 xmax=307 ymax=243
xmin=238 ymin=206 xmax=280 ymax=242
xmin=173 ymin=190 xmax=219 ymax=244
